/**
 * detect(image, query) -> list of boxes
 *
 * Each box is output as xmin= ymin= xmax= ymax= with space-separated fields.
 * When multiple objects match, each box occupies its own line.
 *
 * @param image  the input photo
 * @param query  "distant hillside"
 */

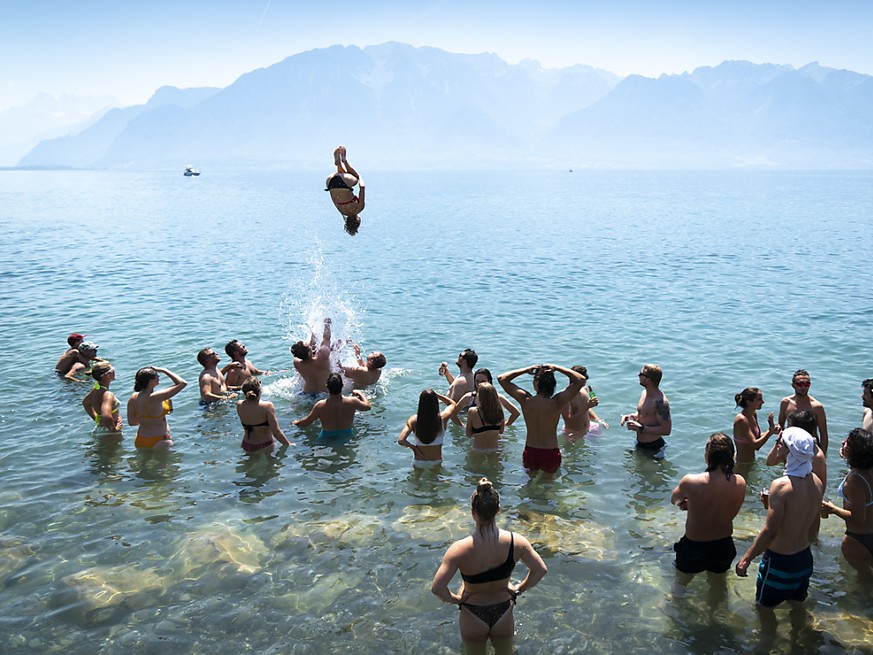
xmin=18 ymin=45 xmax=873 ymax=170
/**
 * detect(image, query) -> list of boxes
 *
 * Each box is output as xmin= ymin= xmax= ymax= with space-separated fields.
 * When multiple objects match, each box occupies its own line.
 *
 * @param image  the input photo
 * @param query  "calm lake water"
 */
xmin=1 ymin=168 xmax=872 ymax=654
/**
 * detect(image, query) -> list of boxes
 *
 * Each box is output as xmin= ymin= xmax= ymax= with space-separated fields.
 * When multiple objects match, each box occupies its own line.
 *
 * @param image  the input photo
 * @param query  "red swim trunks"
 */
xmin=523 ymin=446 xmax=562 ymax=473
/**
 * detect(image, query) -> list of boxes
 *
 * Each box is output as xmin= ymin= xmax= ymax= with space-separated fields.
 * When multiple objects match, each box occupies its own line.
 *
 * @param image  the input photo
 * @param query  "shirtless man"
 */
xmin=224 ymin=340 xmax=267 ymax=388
xmin=292 ymin=318 xmax=334 ymax=395
xmin=293 ymin=372 xmax=371 ymax=438
xmin=326 ymin=146 xmax=365 ymax=236
xmin=778 ymin=369 xmax=829 ymax=454
xmin=621 ymin=364 xmax=672 ymax=459
xmin=562 ymin=365 xmax=604 ymax=437
xmin=671 ymin=433 xmax=746 ymax=595
xmin=339 ymin=342 xmax=386 ymax=388
xmin=197 ymin=347 xmax=238 ymax=403
xmin=56 ymin=340 xmax=102 ymax=380
xmin=439 ymin=348 xmax=478 ymax=425
xmin=736 ymin=428 xmax=823 ymax=608
xmin=862 ymin=378 xmax=873 ymax=433
xmin=498 ymin=364 xmax=586 ymax=475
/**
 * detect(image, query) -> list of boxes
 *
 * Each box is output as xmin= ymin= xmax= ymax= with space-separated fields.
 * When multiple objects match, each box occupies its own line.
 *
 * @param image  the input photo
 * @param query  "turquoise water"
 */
xmin=1 ymin=169 xmax=872 ymax=653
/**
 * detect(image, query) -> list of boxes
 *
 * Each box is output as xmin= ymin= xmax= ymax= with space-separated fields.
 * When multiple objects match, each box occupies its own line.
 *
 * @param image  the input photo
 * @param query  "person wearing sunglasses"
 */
xmin=621 ymin=364 xmax=672 ymax=459
xmin=778 ymin=369 xmax=829 ymax=454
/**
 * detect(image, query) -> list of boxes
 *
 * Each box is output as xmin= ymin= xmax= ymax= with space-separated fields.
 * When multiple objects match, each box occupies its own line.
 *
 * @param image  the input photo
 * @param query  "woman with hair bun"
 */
xmin=733 ymin=387 xmax=779 ymax=463
xmin=127 ymin=366 xmax=187 ymax=449
xmin=432 ymin=478 xmax=548 ymax=647
xmin=82 ymin=361 xmax=122 ymax=440
xmin=236 ymin=377 xmax=291 ymax=452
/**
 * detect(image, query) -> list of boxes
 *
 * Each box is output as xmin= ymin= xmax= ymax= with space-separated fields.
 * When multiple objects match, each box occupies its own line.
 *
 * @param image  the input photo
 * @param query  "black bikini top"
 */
xmin=471 ymin=422 xmax=502 ymax=434
xmin=242 ymin=419 xmax=270 ymax=434
xmin=461 ymin=533 xmax=515 ymax=584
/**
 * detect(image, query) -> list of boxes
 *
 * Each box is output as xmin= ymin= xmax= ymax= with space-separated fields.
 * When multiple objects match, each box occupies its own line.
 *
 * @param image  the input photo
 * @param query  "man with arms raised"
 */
xmin=293 ymin=372 xmax=371 ymax=438
xmin=778 ymin=369 xmax=829 ymax=454
xmin=339 ymin=342 xmax=386 ymax=388
xmin=292 ymin=318 xmax=334 ymax=395
xmin=736 ymin=428 xmax=823 ymax=608
xmin=621 ymin=364 xmax=672 ymax=459
xmin=438 ymin=348 xmax=478 ymax=425
xmin=862 ymin=378 xmax=873 ymax=433
xmin=498 ymin=364 xmax=586 ymax=475
xmin=671 ymin=433 xmax=746 ymax=595
xmin=224 ymin=340 xmax=267 ymax=388
xmin=197 ymin=347 xmax=238 ymax=403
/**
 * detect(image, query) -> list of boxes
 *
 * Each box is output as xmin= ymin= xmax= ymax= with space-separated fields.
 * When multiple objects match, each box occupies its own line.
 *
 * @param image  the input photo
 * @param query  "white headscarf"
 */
xmin=781 ymin=426 xmax=815 ymax=477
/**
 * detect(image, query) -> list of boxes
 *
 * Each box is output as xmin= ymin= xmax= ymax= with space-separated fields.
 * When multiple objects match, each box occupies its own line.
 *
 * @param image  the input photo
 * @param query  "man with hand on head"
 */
xmin=736 ymin=428 xmax=823 ymax=608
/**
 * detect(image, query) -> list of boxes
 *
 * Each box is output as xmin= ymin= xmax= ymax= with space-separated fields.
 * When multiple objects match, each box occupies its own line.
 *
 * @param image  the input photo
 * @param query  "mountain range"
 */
xmin=17 ymin=43 xmax=873 ymax=170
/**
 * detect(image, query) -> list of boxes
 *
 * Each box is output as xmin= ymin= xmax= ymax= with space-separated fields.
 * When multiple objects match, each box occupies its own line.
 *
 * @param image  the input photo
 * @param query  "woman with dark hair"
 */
xmin=455 ymin=368 xmax=520 ymax=427
xmin=82 ymin=361 xmax=122 ymax=440
xmin=498 ymin=364 xmax=586 ymax=474
xmin=236 ymin=377 xmax=292 ymax=452
xmin=432 ymin=478 xmax=547 ymax=647
xmin=326 ymin=145 xmax=365 ymax=236
xmin=398 ymin=389 xmax=456 ymax=466
xmin=465 ymin=383 xmax=504 ymax=452
xmin=822 ymin=428 xmax=873 ymax=577
xmin=733 ymin=387 xmax=779 ymax=463
xmin=127 ymin=366 xmax=187 ymax=449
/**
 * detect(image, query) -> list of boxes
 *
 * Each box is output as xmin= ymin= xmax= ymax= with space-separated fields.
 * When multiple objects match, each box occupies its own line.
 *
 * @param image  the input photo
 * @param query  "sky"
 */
xmin=2 ymin=0 xmax=872 ymax=112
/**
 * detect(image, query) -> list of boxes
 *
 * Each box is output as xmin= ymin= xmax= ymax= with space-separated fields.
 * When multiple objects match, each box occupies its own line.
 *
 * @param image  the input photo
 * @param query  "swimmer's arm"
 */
xmin=357 ymin=184 xmax=365 ymax=210
xmin=550 ymin=365 xmax=586 ymax=407
xmin=671 ymin=477 xmax=690 ymax=510
xmin=153 ymin=368 xmax=188 ymax=401
xmin=99 ymin=393 xmax=118 ymax=429
xmin=500 ymin=394 xmax=521 ymax=426
xmin=497 ymin=367 xmax=534 ymax=404
xmin=440 ymin=363 xmax=456 ymax=386
xmin=220 ymin=362 xmax=242 ymax=375
xmin=764 ymin=436 xmax=785 ymax=467
xmin=514 ymin=535 xmax=548 ymax=594
xmin=398 ymin=417 xmax=416 ymax=448
xmin=823 ymin=477 xmax=866 ymax=523
xmin=431 ymin=546 xmax=463 ymax=605
xmin=321 ymin=319 xmax=332 ymax=349
xmin=266 ymin=402 xmax=293 ymax=446
xmin=350 ymin=390 xmax=371 ymax=411
xmin=465 ymin=409 xmax=475 ymax=437
xmin=126 ymin=397 xmax=140 ymax=427
xmin=736 ymin=480 xmax=784 ymax=576
xmin=437 ymin=393 xmax=457 ymax=422
xmin=293 ymin=403 xmax=321 ymax=428
xmin=82 ymin=394 xmax=97 ymax=420
xmin=199 ymin=375 xmax=228 ymax=402
xmin=777 ymin=398 xmax=789 ymax=432
xmin=815 ymin=404 xmax=828 ymax=454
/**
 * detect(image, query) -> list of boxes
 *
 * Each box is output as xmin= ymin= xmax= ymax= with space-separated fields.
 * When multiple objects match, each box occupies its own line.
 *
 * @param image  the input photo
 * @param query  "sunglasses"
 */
xmin=794 ymin=381 xmax=811 ymax=388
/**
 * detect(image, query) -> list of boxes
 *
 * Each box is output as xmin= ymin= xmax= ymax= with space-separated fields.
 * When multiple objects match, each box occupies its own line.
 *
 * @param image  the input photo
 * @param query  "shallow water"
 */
xmin=1 ymin=169 xmax=872 ymax=653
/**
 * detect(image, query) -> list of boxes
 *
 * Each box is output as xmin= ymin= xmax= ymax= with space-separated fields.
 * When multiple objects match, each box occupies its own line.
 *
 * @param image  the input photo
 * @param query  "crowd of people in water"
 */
xmin=55 ymin=328 xmax=873 ymax=649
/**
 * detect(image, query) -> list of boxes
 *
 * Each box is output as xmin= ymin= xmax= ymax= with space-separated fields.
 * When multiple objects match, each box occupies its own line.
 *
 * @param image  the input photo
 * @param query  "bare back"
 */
xmin=679 ymin=471 xmax=746 ymax=541
xmin=768 ymin=473 xmax=824 ymax=554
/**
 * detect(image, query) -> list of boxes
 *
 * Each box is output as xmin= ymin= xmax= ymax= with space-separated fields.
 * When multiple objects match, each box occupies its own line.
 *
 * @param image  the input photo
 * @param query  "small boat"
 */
xmin=184 ymin=166 xmax=200 ymax=176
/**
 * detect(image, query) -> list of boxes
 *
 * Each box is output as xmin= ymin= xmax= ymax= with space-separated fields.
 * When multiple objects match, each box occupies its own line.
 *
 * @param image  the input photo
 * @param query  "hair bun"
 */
xmin=477 ymin=477 xmax=493 ymax=492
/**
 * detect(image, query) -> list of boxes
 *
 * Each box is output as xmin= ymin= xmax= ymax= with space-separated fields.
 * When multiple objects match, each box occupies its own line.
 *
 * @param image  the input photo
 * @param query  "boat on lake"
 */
xmin=184 ymin=166 xmax=200 ymax=176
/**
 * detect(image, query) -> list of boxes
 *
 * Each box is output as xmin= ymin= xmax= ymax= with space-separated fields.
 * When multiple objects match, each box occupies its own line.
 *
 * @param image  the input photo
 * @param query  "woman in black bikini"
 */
xmin=326 ymin=145 xmax=365 ymax=235
xmin=431 ymin=478 xmax=547 ymax=647
xmin=465 ymin=382 xmax=504 ymax=451
xmin=235 ymin=377 xmax=292 ymax=453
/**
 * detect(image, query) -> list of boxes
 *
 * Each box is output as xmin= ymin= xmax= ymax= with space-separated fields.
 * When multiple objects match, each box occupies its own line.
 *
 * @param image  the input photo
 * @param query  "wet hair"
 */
xmin=792 ymin=369 xmax=810 ymax=383
xmin=327 ymin=372 xmax=343 ymax=395
xmin=225 ymin=340 xmax=243 ymax=357
xmin=734 ymin=387 xmax=761 ymax=408
xmin=344 ymin=215 xmax=361 ymax=236
xmin=460 ymin=349 xmax=478 ymax=369
xmin=90 ymin=361 xmax=113 ymax=381
xmin=532 ymin=366 xmax=557 ymax=398
xmin=642 ymin=364 xmax=663 ymax=385
xmin=471 ymin=478 xmax=500 ymax=529
xmin=862 ymin=379 xmax=873 ymax=394
xmin=368 ymin=352 xmax=386 ymax=369
xmin=242 ymin=376 xmax=261 ymax=400
xmin=787 ymin=410 xmax=817 ymax=436
xmin=134 ymin=367 xmax=158 ymax=392
xmin=844 ymin=428 xmax=873 ymax=469
xmin=571 ymin=365 xmax=589 ymax=379
xmin=291 ymin=341 xmax=311 ymax=360
xmin=473 ymin=368 xmax=493 ymax=385
xmin=197 ymin=348 xmax=213 ymax=367
xmin=475 ymin=383 xmax=504 ymax=427
xmin=414 ymin=389 xmax=442 ymax=445
xmin=705 ymin=432 xmax=735 ymax=478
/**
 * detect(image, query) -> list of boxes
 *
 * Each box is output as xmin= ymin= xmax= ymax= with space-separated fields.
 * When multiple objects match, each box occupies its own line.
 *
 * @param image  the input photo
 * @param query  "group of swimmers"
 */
xmin=56 ymin=330 xmax=873 ymax=648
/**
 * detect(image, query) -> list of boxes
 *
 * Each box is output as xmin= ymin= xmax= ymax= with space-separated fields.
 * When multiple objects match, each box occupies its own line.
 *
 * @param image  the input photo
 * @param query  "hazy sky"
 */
xmin=3 ymin=0 xmax=871 ymax=111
